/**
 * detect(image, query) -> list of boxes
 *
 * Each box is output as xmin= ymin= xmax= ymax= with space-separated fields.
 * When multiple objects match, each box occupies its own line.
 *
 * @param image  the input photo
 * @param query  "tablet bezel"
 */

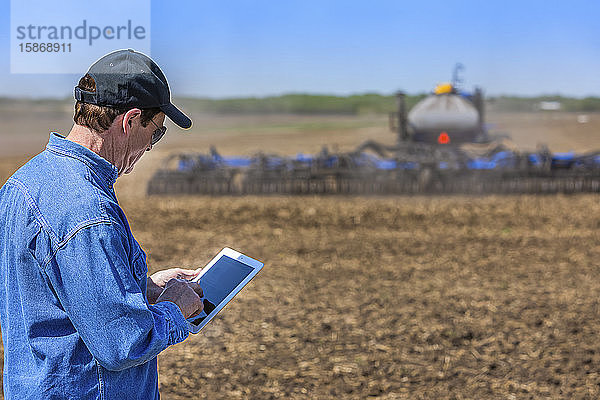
xmin=186 ymin=247 xmax=263 ymax=334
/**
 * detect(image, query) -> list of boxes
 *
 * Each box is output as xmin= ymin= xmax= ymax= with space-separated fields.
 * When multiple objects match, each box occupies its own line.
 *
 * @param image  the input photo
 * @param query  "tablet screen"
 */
xmin=200 ymin=256 xmax=253 ymax=305
xmin=190 ymin=256 xmax=254 ymax=326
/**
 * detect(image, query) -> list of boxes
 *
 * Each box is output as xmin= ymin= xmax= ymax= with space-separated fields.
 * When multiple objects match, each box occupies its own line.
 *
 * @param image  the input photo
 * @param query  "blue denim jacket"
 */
xmin=0 ymin=133 xmax=189 ymax=399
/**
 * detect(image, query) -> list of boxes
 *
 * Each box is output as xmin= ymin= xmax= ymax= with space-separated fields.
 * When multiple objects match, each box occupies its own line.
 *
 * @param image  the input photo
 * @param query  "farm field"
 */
xmin=133 ymin=194 xmax=600 ymax=399
xmin=1 ymin=104 xmax=600 ymax=398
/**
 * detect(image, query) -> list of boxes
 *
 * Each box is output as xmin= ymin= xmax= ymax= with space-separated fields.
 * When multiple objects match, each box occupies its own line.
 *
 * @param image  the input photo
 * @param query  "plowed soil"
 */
xmin=1 ymin=108 xmax=600 ymax=399
xmin=129 ymin=195 xmax=600 ymax=399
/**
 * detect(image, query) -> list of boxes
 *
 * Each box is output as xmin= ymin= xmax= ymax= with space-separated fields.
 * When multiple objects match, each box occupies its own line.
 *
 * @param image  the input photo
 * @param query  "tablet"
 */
xmin=186 ymin=247 xmax=264 ymax=334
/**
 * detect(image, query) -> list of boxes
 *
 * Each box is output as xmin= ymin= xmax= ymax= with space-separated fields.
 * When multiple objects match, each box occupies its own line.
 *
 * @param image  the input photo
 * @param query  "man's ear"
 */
xmin=122 ymin=108 xmax=142 ymax=136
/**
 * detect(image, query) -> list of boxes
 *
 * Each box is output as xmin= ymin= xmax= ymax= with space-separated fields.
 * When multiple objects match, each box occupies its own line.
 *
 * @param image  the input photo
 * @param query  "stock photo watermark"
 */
xmin=10 ymin=0 xmax=151 ymax=73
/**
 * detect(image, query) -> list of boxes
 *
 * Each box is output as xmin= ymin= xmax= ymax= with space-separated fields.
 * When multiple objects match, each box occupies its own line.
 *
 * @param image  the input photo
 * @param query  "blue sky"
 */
xmin=0 ymin=0 xmax=598 ymax=98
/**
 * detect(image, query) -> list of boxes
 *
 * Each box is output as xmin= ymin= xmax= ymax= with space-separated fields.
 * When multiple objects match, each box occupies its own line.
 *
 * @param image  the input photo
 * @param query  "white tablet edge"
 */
xmin=187 ymin=247 xmax=263 ymax=334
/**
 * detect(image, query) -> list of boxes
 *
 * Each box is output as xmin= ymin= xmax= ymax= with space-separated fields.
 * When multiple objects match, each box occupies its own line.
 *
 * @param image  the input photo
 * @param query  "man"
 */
xmin=0 ymin=49 xmax=204 ymax=399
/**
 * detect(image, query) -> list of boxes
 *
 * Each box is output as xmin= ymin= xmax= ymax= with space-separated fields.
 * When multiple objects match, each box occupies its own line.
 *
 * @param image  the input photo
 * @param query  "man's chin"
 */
xmin=121 ymin=164 xmax=135 ymax=175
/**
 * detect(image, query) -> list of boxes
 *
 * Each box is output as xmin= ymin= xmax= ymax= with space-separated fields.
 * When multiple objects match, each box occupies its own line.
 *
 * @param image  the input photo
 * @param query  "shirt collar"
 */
xmin=46 ymin=132 xmax=119 ymax=186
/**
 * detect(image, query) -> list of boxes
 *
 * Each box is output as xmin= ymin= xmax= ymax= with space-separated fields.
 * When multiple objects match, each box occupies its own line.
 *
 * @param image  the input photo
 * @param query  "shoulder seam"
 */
xmin=5 ymin=177 xmax=59 ymax=243
xmin=47 ymin=146 xmax=115 ymax=186
xmin=8 ymin=161 xmax=116 ymax=250
xmin=42 ymin=218 xmax=113 ymax=269
xmin=47 ymin=147 xmax=97 ymax=175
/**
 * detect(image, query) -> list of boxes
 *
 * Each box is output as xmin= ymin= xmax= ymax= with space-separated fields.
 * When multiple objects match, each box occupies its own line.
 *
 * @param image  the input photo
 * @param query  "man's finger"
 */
xmin=194 ymin=266 xmax=204 ymax=274
xmin=165 ymin=278 xmax=189 ymax=288
xmin=189 ymin=281 xmax=204 ymax=298
xmin=179 ymin=268 xmax=200 ymax=277
xmin=164 ymin=278 xmax=179 ymax=288
xmin=188 ymin=301 xmax=204 ymax=319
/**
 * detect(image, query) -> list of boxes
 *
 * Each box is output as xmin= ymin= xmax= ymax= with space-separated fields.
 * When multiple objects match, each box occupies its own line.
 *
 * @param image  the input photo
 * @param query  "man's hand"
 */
xmin=150 ymin=267 xmax=202 ymax=287
xmin=147 ymin=267 xmax=202 ymax=304
xmin=155 ymin=279 xmax=204 ymax=319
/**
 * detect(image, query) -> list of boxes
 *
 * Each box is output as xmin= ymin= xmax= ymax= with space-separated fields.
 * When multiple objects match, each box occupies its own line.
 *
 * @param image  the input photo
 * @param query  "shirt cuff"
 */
xmin=151 ymin=301 xmax=190 ymax=345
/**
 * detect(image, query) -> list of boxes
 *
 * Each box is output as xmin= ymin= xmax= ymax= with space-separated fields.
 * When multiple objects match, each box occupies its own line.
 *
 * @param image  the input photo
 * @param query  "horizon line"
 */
xmin=1 ymin=91 xmax=599 ymax=102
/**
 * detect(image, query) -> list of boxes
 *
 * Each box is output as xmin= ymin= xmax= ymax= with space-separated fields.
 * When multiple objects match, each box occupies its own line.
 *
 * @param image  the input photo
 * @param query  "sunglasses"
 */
xmin=149 ymin=119 xmax=167 ymax=146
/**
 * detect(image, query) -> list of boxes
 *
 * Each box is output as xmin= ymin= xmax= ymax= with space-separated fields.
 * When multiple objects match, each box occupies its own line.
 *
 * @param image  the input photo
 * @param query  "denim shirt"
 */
xmin=0 ymin=133 xmax=189 ymax=399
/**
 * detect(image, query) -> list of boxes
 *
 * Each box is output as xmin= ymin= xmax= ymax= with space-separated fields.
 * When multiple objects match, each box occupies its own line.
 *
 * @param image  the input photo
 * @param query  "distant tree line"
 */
xmin=489 ymin=96 xmax=600 ymax=113
xmin=1 ymin=94 xmax=599 ymax=114
xmin=179 ymin=94 xmax=600 ymax=114
xmin=179 ymin=94 xmax=425 ymax=115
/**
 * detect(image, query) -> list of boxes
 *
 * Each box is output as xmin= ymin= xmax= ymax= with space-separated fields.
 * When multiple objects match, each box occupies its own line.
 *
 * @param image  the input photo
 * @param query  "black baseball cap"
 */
xmin=74 ymin=49 xmax=192 ymax=129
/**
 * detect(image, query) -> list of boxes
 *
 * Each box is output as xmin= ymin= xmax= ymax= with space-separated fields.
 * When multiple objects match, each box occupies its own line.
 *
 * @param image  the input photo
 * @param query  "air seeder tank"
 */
xmin=404 ymin=83 xmax=485 ymax=144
